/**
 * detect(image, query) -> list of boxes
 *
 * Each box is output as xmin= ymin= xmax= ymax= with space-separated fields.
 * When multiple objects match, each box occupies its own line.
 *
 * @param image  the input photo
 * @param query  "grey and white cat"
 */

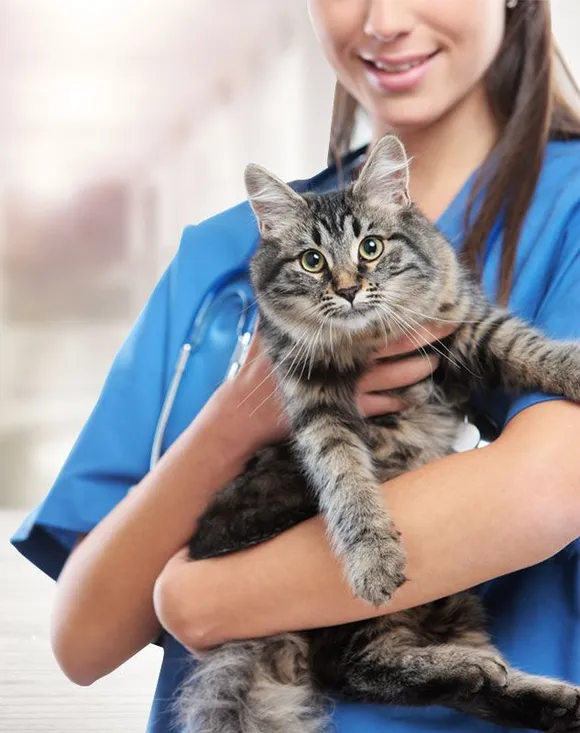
xmin=176 ymin=135 xmax=580 ymax=732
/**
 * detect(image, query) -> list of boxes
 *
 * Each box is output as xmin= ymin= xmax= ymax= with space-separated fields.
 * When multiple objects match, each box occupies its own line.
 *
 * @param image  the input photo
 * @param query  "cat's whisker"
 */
xmin=379 ymin=303 xmax=443 ymax=398
xmin=285 ymin=322 xmax=326 ymax=388
xmin=328 ymin=319 xmax=337 ymax=364
xmin=308 ymin=323 xmax=326 ymax=380
xmin=303 ymin=325 xmax=324 ymax=381
xmin=293 ymin=324 xmax=320 ymax=379
xmin=382 ymin=301 xmax=480 ymax=378
xmin=247 ymin=328 xmax=316 ymax=418
xmin=284 ymin=332 xmax=312 ymax=384
xmin=299 ymin=323 xmax=323 ymax=382
xmin=380 ymin=296 xmax=452 ymax=350
xmin=237 ymin=295 xmax=260 ymax=316
xmin=236 ymin=333 xmax=309 ymax=409
xmin=247 ymin=385 xmax=283 ymax=420
xmin=284 ymin=331 xmax=314 ymax=385
xmin=375 ymin=316 xmax=394 ymax=369
xmin=394 ymin=317 xmax=468 ymax=375
xmin=375 ymin=303 xmax=434 ymax=368
xmin=395 ymin=302 xmax=482 ymax=325
xmin=229 ymin=306 xmax=319 ymax=373
xmin=375 ymin=304 xmax=438 ymax=400
xmin=387 ymin=304 xmax=472 ymax=372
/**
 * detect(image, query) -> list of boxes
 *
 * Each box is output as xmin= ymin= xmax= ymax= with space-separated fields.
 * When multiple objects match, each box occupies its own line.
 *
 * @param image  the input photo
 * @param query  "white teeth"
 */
xmin=373 ymin=58 xmax=424 ymax=73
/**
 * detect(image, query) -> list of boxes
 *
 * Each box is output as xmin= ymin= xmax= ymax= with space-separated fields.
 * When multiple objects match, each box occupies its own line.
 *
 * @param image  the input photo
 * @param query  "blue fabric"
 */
xmin=10 ymin=140 xmax=580 ymax=732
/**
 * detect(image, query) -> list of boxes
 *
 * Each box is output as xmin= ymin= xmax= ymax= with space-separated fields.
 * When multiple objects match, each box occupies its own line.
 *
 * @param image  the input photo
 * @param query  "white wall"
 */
xmin=132 ymin=7 xmax=336 ymax=279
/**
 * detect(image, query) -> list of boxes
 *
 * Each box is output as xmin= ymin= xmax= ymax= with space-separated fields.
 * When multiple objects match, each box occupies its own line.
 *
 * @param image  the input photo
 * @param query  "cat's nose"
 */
xmin=336 ymin=285 xmax=360 ymax=304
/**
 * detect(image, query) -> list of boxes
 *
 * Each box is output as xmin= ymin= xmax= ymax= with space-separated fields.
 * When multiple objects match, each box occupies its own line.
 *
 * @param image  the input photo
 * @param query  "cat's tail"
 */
xmin=174 ymin=633 xmax=329 ymax=733
xmin=452 ymin=303 xmax=580 ymax=403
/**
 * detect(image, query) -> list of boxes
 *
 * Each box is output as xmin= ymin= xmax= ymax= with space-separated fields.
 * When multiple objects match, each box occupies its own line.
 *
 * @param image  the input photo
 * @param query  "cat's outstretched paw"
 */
xmin=530 ymin=680 xmax=580 ymax=732
xmin=344 ymin=530 xmax=407 ymax=606
xmin=498 ymin=673 xmax=580 ymax=732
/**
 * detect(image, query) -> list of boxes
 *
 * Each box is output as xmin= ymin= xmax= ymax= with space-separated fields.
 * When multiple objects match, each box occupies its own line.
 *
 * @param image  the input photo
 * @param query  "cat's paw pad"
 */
xmin=344 ymin=532 xmax=407 ymax=606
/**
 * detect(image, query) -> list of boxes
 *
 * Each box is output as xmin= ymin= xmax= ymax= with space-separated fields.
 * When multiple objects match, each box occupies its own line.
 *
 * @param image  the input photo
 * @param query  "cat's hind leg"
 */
xmin=337 ymin=639 xmax=580 ymax=731
xmin=341 ymin=639 xmax=509 ymax=706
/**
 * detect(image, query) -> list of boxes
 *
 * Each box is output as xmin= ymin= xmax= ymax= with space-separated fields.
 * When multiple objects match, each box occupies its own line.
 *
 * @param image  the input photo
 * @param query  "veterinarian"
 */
xmin=11 ymin=1 xmax=580 ymax=731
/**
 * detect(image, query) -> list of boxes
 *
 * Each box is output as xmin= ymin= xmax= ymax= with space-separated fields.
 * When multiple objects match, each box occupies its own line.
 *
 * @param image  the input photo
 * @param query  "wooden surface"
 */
xmin=0 ymin=511 xmax=161 ymax=732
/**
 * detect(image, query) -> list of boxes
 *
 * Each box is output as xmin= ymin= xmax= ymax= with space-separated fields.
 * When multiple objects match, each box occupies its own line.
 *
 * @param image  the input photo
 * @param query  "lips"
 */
xmin=360 ymin=50 xmax=440 ymax=92
xmin=361 ymin=50 xmax=439 ymax=73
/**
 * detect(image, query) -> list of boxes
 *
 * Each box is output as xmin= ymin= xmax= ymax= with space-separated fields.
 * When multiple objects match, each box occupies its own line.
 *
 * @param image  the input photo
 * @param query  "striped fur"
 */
xmin=175 ymin=635 xmax=327 ymax=733
xmin=178 ymin=135 xmax=580 ymax=732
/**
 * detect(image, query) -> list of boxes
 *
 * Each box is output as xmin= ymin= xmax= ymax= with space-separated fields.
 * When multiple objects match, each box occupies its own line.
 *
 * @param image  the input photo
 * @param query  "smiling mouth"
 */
xmin=360 ymin=50 xmax=440 ymax=74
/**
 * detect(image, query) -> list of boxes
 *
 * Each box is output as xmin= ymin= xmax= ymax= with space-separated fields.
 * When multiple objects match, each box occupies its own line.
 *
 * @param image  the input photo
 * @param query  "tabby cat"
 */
xmin=176 ymin=135 xmax=580 ymax=732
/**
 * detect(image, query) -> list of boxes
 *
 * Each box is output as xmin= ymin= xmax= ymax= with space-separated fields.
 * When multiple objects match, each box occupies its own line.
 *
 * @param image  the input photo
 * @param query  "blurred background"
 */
xmin=0 ymin=1 xmax=579 ymax=730
xmin=0 ymin=0 xmax=341 ymax=514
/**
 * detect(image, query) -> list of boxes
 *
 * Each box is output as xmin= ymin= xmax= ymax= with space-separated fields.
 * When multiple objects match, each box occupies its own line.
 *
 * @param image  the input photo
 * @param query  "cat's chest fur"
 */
xmin=367 ymin=386 xmax=463 ymax=481
xmin=269 ymin=321 xmax=466 ymax=484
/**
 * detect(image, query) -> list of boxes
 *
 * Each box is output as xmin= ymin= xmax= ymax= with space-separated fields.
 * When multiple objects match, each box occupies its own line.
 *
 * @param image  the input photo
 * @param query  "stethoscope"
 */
xmin=149 ymin=273 xmax=258 ymax=469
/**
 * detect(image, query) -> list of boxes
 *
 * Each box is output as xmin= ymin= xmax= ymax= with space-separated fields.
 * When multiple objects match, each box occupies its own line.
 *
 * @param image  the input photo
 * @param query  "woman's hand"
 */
xmin=357 ymin=326 xmax=456 ymax=417
xmin=208 ymin=321 xmax=457 ymax=459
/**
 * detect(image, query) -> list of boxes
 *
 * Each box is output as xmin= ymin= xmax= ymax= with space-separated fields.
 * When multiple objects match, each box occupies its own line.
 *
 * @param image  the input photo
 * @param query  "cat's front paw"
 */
xmin=516 ymin=677 xmax=580 ymax=732
xmin=344 ymin=529 xmax=407 ymax=606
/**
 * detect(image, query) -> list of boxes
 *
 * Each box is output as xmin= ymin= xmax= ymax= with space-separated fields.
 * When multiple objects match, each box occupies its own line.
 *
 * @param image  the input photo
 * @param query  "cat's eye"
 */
xmin=358 ymin=236 xmax=384 ymax=261
xmin=301 ymin=249 xmax=326 ymax=273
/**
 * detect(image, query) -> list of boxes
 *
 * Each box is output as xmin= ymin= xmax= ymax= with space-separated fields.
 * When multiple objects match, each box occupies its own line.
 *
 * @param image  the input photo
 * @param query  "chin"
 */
xmin=332 ymin=307 xmax=382 ymax=334
xmin=370 ymin=97 xmax=448 ymax=134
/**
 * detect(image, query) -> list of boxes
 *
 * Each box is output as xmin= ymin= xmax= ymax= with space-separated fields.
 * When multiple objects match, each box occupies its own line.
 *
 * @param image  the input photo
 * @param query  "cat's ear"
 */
xmin=353 ymin=134 xmax=411 ymax=208
xmin=244 ymin=164 xmax=306 ymax=235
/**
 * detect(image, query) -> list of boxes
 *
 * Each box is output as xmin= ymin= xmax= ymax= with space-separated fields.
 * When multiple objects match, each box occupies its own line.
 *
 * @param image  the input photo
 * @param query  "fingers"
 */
xmin=372 ymin=321 xmax=457 ymax=359
xmin=359 ymin=353 xmax=440 ymax=393
xmin=356 ymin=352 xmax=439 ymax=417
xmin=357 ymin=392 xmax=407 ymax=417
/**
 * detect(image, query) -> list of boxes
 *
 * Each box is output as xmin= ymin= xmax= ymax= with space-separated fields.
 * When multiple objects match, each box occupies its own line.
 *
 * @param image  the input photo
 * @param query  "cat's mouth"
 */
xmin=341 ymin=305 xmax=371 ymax=316
xmin=326 ymin=303 xmax=377 ymax=327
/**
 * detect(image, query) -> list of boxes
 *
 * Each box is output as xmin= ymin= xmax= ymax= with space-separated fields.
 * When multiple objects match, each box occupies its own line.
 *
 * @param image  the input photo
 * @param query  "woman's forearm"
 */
xmin=157 ymin=401 xmax=580 ymax=650
xmin=51 ymin=385 xmax=254 ymax=686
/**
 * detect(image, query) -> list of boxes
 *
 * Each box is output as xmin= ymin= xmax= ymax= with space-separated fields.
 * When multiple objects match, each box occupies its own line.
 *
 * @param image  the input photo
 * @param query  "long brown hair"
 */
xmin=328 ymin=1 xmax=580 ymax=304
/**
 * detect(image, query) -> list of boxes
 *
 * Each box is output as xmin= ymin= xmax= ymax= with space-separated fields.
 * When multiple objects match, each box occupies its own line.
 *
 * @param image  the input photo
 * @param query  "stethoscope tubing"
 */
xmin=149 ymin=274 xmax=257 ymax=470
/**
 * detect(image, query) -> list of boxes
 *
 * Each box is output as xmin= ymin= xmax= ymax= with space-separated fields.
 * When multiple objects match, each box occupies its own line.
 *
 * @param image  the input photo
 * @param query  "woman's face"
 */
xmin=307 ymin=0 xmax=507 ymax=134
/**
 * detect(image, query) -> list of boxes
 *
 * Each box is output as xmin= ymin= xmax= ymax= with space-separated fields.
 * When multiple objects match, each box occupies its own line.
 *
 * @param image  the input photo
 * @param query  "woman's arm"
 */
xmin=52 ymin=330 xmax=438 ymax=685
xmin=154 ymin=399 xmax=580 ymax=651
xmin=50 ymin=398 xmax=255 ymax=686
xmin=50 ymin=328 xmax=296 ymax=686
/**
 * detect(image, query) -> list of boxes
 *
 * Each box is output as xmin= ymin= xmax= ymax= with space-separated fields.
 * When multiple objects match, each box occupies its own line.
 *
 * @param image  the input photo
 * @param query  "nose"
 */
xmin=364 ymin=0 xmax=415 ymax=41
xmin=336 ymin=285 xmax=360 ymax=304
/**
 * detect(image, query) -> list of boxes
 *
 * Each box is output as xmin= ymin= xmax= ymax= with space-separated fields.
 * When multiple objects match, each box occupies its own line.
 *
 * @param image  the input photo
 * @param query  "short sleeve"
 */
xmin=505 ymin=209 xmax=580 ymax=424
xmin=10 ymin=249 xmax=176 ymax=581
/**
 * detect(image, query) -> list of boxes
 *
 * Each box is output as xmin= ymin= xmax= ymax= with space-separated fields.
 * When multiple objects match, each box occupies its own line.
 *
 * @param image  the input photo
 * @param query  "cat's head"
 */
xmin=245 ymin=134 xmax=459 ymax=340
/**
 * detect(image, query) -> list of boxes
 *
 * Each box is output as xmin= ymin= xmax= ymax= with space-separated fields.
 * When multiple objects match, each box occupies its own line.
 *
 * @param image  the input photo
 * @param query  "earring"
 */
xmin=506 ymin=0 xmax=518 ymax=8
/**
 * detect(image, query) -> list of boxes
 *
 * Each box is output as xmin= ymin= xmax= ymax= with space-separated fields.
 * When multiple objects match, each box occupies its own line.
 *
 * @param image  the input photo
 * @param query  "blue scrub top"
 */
xmin=10 ymin=140 xmax=580 ymax=733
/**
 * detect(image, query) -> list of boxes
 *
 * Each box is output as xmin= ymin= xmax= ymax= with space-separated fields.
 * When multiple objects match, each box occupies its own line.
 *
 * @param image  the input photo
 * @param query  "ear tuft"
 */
xmin=244 ymin=164 xmax=305 ymax=234
xmin=353 ymin=134 xmax=411 ymax=208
